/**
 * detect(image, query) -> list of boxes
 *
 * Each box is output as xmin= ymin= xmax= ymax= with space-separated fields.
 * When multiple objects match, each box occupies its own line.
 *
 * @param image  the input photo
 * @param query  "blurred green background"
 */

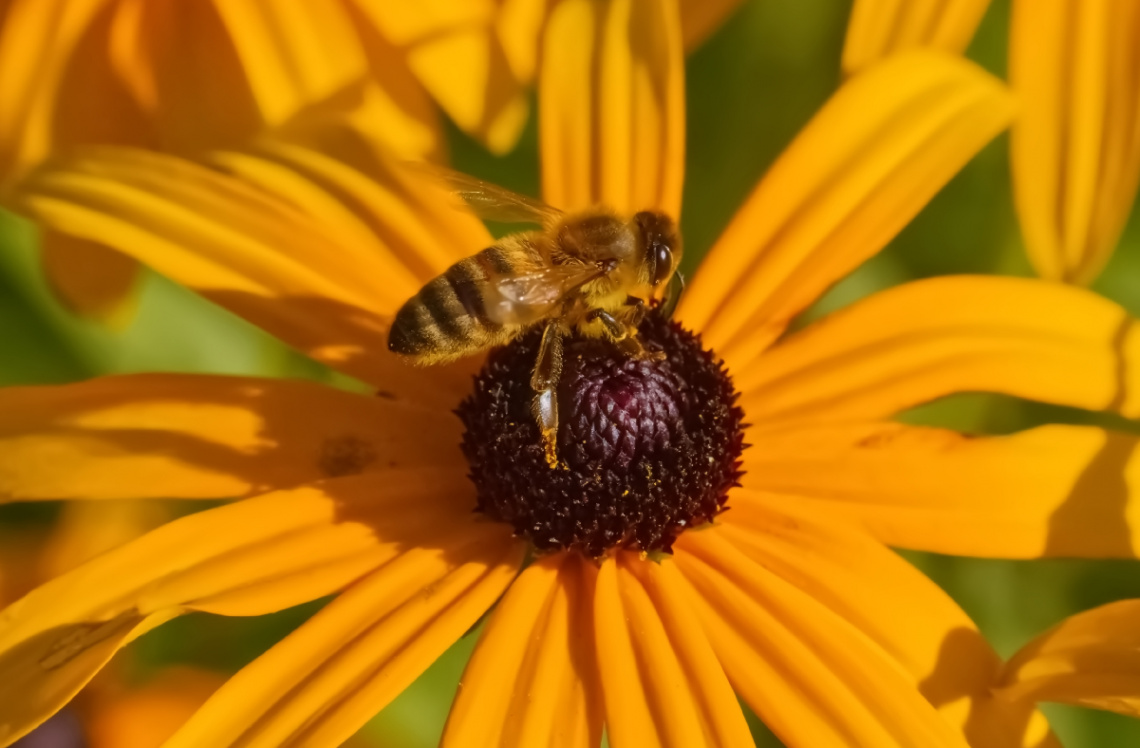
xmin=3 ymin=0 xmax=1140 ymax=746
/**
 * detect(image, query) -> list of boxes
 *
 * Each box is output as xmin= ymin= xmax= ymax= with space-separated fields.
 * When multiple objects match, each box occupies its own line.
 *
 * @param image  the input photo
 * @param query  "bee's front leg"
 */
xmin=587 ymin=308 xmax=665 ymax=362
xmin=531 ymin=321 xmax=565 ymax=468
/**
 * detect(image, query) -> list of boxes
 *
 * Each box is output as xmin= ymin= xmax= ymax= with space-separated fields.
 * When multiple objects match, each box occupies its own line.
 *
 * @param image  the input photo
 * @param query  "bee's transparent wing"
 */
xmin=413 ymin=163 xmax=563 ymax=225
xmin=485 ymin=264 xmax=603 ymax=325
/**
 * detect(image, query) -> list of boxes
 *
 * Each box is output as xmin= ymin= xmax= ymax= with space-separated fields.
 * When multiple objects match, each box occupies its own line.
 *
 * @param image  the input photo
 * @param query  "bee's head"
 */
xmin=634 ymin=211 xmax=682 ymax=289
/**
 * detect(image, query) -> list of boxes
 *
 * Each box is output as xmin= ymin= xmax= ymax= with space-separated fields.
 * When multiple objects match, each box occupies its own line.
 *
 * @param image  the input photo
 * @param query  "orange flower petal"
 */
xmin=40 ymin=233 xmax=140 ymax=325
xmin=595 ymin=553 xmax=754 ymax=748
xmin=120 ymin=0 xmax=261 ymax=154
xmin=162 ymin=524 xmax=524 ymax=748
xmin=842 ymin=0 xmax=993 ymax=76
xmin=352 ymin=0 xmax=529 ymax=155
xmin=0 ymin=373 xmax=460 ymax=502
xmin=540 ymin=0 xmax=685 ymax=216
xmin=443 ymin=552 xmax=601 ymax=748
xmin=86 ymin=666 xmax=227 ymax=748
xmin=739 ymin=275 xmax=1140 ymax=425
xmin=678 ymin=53 xmax=1013 ymax=365
xmin=719 ymin=497 xmax=1056 ymax=747
xmin=10 ymin=146 xmax=488 ymax=399
xmin=673 ymin=530 xmax=973 ymax=748
xmin=0 ymin=471 xmax=481 ymax=745
xmin=743 ymin=421 xmax=1140 ymax=559
xmin=679 ymin=0 xmax=746 ymax=51
xmin=0 ymin=0 xmax=115 ymax=180
xmin=998 ymin=599 xmax=1140 ymax=716
xmin=1010 ymin=0 xmax=1140 ymax=284
xmin=209 ymin=0 xmax=367 ymax=129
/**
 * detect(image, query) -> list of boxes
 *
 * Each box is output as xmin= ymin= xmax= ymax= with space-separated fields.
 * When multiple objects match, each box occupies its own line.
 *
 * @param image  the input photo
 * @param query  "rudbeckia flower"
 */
xmin=0 ymin=0 xmax=747 ymax=325
xmin=840 ymin=0 xmax=1140 ymax=285
xmin=7 ymin=0 xmax=1140 ymax=745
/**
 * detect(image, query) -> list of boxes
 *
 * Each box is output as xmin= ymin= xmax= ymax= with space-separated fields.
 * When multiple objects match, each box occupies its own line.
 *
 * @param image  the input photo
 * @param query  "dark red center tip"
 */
xmin=457 ymin=311 xmax=745 ymax=557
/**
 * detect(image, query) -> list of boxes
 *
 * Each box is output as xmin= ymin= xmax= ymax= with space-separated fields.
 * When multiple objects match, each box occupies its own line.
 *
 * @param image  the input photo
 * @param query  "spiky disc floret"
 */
xmin=458 ymin=312 xmax=745 ymax=557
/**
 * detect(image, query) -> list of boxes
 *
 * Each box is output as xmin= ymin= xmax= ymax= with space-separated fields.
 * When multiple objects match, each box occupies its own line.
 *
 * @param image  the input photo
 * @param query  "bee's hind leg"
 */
xmin=531 ymin=321 xmax=565 ymax=469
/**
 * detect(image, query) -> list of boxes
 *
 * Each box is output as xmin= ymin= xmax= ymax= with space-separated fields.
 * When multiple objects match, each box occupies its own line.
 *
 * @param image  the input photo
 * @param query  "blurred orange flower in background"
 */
xmin=0 ymin=0 xmax=746 ymax=324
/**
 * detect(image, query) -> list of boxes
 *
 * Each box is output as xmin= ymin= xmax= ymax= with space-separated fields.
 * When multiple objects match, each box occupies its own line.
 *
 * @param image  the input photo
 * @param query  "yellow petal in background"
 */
xmin=443 ymin=552 xmax=601 ymax=748
xmin=997 ymin=599 xmax=1140 ymax=717
xmin=673 ymin=531 xmax=973 ymax=748
xmin=0 ymin=0 xmax=114 ymax=180
xmin=743 ymin=422 xmax=1140 ymax=559
xmin=679 ymin=0 xmax=746 ymax=51
xmin=738 ymin=275 xmax=1140 ymax=425
xmin=10 ymin=146 xmax=486 ymax=400
xmin=720 ymin=498 xmax=1057 ymax=748
xmin=210 ymin=0 xmax=368 ymax=129
xmin=163 ymin=524 xmax=523 ymax=748
xmin=678 ymin=52 xmax=1013 ymax=366
xmin=40 ymin=233 xmax=140 ymax=325
xmin=541 ymin=0 xmax=685 ymax=216
xmin=351 ymin=0 xmax=529 ymax=155
xmin=0 ymin=373 xmax=461 ymax=502
xmin=0 ymin=470 xmax=484 ymax=744
xmin=842 ymin=0 xmax=993 ymax=76
xmin=595 ymin=554 xmax=754 ymax=748
xmin=1010 ymin=0 xmax=1140 ymax=285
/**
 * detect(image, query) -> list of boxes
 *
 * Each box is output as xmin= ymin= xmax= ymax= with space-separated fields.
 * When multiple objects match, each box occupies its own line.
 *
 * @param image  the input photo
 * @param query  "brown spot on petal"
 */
xmin=318 ymin=435 xmax=378 ymax=478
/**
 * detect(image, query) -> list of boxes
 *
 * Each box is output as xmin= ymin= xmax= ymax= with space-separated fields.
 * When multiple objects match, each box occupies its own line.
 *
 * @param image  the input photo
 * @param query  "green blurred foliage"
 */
xmin=2 ymin=0 xmax=1140 ymax=745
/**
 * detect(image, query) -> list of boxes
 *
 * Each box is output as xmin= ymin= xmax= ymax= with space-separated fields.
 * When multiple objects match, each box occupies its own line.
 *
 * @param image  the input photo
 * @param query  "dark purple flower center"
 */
xmin=457 ymin=312 xmax=745 ymax=557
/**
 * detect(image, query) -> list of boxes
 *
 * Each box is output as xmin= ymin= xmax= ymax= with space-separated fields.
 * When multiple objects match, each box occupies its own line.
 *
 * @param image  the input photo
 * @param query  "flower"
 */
xmin=5 ymin=0 xmax=1139 ymax=745
xmin=840 ymin=0 xmax=1140 ymax=285
xmin=0 ymin=0 xmax=746 ymax=324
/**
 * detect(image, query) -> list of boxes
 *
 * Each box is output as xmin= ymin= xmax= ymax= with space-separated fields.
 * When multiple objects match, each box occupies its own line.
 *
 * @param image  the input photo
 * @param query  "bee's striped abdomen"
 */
xmin=388 ymin=245 xmax=523 ymax=363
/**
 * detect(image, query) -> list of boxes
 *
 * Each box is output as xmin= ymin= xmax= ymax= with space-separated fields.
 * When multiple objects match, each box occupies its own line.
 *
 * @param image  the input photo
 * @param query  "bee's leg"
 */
xmin=531 ymin=321 xmax=564 ymax=469
xmin=587 ymin=308 xmax=665 ymax=362
xmin=623 ymin=295 xmax=648 ymax=327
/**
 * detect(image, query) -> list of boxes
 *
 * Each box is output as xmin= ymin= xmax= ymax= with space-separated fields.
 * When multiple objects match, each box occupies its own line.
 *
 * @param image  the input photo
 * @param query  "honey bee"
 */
xmin=387 ymin=171 xmax=682 ymax=467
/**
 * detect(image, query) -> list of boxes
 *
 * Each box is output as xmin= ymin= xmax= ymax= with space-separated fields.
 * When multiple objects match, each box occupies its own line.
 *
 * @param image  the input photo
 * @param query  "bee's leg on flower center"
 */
xmin=531 ymin=320 xmax=565 ymax=468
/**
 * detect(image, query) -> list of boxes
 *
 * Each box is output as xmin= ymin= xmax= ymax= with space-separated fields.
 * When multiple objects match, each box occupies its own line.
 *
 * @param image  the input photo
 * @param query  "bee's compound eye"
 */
xmin=653 ymin=244 xmax=674 ymax=286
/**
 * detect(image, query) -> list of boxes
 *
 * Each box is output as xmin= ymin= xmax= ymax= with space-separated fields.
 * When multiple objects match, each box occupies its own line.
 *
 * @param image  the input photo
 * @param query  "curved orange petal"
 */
xmin=719 ymin=497 xmax=1057 ymax=748
xmin=679 ymin=0 xmax=746 ymax=51
xmin=739 ymin=275 xmax=1140 ymax=425
xmin=678 ymin=53 xmax=1013 ymax=365
xmin=1010 ymin=0 xmax=1140 ymax=284
xmin=40 ymin=234 xmax=140 ymax=325
xmin=209 ymin=0 xmax=367 ymax=129
xmin=540 ymin=0 xmax=684 ymax=216
xmin=997 ymin=599 xmax=1140 ymax=716
xmin=842 ymin=0 xmax=993 ymax=76
xmin=743 ymin=420 xmax=1140 ymax=559
xmin=0 ymin=0 xmax=116 ymax=181
xmin=10 ymin=146 xmax=489 ymax=399
xmin=673 ymin=529 xmax=973 ymax=748
xmin=595 ymin=554 xmax=754 ymax=748
xmin=162 ymin=524 xmax=523 ymax=748
xmin=0 ymin=470 xmax=482 ymax=745
xmin=0 ymin=373 xmax=460 ymax=502
xmin=443 ymin=552 xmax=601 ymax=748
xmin=351 ymin=0 xmax=529 ymax=155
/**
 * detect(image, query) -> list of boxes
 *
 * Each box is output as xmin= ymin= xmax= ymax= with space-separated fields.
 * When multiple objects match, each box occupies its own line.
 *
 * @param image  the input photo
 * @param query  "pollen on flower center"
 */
xmin=457 ymin=312 xmax=745 ymax=557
